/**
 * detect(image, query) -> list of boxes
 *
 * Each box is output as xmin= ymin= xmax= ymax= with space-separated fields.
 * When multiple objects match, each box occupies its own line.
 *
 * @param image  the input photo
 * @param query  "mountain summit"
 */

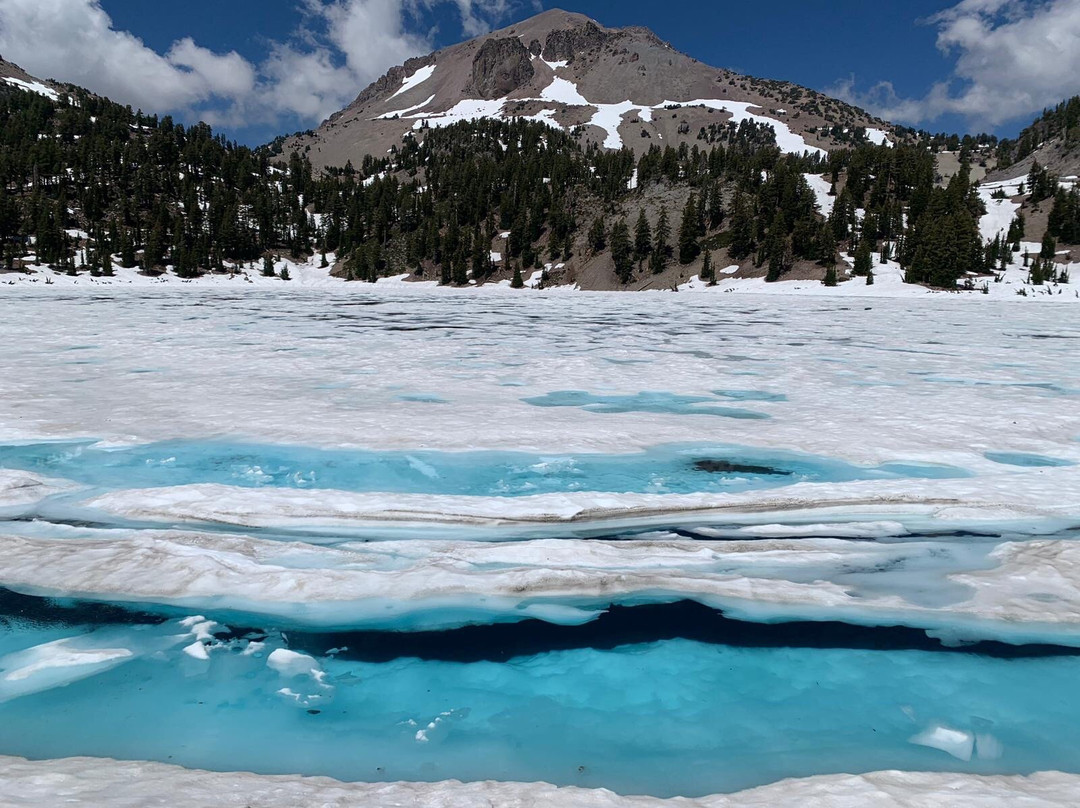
xmin=283 ymin=9 xmax=892 ymax=170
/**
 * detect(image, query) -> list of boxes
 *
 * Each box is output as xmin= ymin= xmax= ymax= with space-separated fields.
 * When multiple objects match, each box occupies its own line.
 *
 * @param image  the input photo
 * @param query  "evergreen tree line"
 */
xmin=2 ymin=81 xmax=1047 ymax=290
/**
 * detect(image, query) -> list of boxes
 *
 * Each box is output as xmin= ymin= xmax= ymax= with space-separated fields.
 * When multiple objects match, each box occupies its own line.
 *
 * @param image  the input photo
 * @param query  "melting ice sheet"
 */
xmin=0 ymin=439 xmax=970 ymax=497
xmin=3 ymin=529 xmax=1080 ymax=645
xmin=1 ymin=290 xmax=1079 ymax=800
xmin=2 ymin=612 xmax=1080 ymax=798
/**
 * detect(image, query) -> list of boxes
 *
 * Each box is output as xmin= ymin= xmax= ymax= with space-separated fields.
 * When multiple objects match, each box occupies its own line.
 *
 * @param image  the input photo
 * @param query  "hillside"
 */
xmin=280 ymin=9 xmax=895 ymax=172
xmin=990 ymin=97 xmax=1080 ymax=182
xmin=0 ymin=39 xmax=1075 ymax=298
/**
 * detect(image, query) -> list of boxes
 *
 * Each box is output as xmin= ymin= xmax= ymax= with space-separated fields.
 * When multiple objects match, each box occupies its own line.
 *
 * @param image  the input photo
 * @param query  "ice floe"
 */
xmin=74 ymin=466 xmax=1080 ymax=532
xmin=5 ymin=528 xmax=1080 ymax=643
xmin=0 ymin=618 xmax=220 ymax=702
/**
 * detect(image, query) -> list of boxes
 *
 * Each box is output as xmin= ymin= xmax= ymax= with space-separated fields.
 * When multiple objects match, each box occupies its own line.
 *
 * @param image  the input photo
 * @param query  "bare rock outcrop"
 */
xmin=542 ymin=21 xmax=618 ymax=63
xmin=468 ymin=37 xmax=535 ymax=99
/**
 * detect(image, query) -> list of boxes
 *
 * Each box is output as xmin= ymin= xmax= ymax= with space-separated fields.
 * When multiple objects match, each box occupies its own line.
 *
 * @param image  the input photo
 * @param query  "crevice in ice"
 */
xmin=4 ymin=593 xmax=1078 ymax=663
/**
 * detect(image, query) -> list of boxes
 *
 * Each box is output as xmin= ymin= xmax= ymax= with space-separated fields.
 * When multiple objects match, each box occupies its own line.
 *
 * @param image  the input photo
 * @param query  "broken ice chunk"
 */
xmin=910 ymin=724 xmax=975 ymax=761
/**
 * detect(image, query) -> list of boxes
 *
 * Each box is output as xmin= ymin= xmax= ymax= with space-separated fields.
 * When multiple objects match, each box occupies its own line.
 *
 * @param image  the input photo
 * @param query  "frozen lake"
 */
xmin=1 ymin=288 xmax=1079 ymax=800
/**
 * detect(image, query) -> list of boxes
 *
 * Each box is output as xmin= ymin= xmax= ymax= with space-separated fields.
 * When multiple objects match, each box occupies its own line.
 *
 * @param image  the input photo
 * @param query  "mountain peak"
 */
xmin=283 ymin=10 xmax=890 ymax=171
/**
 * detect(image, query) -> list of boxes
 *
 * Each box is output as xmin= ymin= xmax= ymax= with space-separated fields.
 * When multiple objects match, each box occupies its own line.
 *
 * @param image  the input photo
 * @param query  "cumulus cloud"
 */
xmin=0 ymin=0 xmax=516 ymax=128
xmin=831 ymin=0 xmax=1080 ymax=128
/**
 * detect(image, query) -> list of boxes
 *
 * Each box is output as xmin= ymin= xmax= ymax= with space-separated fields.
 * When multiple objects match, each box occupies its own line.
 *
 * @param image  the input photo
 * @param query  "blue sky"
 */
xmin=2 ymin=0 xmax=1079 ymax=146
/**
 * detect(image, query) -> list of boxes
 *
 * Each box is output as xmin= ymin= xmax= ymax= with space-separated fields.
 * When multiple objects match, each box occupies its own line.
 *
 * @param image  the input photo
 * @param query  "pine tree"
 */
xmin=728 ymin=193 xmax=755 ymax=260
xmin=452 ymin=250 xmax=468 ymax=285
xmin=511 ymin=263 xmax=524 ymax=288
xmin=262 ymin=255 xmax=276 ymax=277
xmin=1040 ymin=230 xmax=1057 ymax=260
xmin=823 ymin=266 xmax=838 ymax=286
xmin=707 ymin=182 xmax=724 ymax=229
xmin=651 ymin=208 xmax=671 ymax=274
xmin=634 ymin=210 xmax=651 ymax=266
xmin=678 ymin=194 xmax=701 ymax=265
xmin=701 ymin=249 xmax=715 ymax=285
xmin=853 ymin=238 xmax=873 ymax=276
xmin=610 ymin=219 xmax=633 ymax=283
xmin=119 ymin=227 xmax=136 ymax=269
xmin=279 ymin=264 xmax=291 ymax=281
xmin=817 ymin=221 xmax=837 ymax=267
xmin=588 ymin=216 xmax=606 ymax=254
xmin=765 ymin=210 xmax=789 ymax=283
xmin=866 ymin=267 xmax=874 ymax=285
xmin=144 ymin=223 xmax=166 ymax=272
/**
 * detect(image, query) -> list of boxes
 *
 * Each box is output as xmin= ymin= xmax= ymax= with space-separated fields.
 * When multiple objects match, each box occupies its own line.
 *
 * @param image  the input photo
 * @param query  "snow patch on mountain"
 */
xmin=376 ymin=94 xmax=435 ymax=120
xmin=804 ymin=174 xmax=835 ymax=217
xmin=865 ymin=128 xmax=892 ymax=147
xmin=388 ymin=72 xmax=826 ymax=156
xmin=589 ymin=101 xmax=648 ymax=149
xmin=410 ymin=98 xmax=508 ymax=130
xmin=388 ymin=64 xmax=436 ymax=101
xmin=540 ymin=76 xmax=589 ymax=106
xmin=2 ymin=76 xmax=59 ymax=101
xmin=660 ymin=99 xmax=826 ymax=157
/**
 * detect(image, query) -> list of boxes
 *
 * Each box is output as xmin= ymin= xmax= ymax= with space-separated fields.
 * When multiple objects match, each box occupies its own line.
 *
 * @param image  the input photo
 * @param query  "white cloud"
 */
xmin=831 ymin=0 xmax=1080 ymax=128
xmin=167 ymin=38 xmax=257 ymax=101
xmin=0 ymin=0 xmax=240 ymax=111
xmin=0 ymin=0 xmax=515 ymax=128
xmin=450 ymin=0 xmax=512 ymax=37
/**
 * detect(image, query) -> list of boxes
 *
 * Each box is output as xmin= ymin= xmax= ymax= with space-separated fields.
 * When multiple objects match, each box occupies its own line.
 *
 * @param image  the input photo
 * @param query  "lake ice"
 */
xmin=1 ymin=287 xmax=1079 ymax=803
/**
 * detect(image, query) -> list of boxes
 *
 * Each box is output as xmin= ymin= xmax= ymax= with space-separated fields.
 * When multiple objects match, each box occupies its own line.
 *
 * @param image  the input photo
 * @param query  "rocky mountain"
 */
xmin=2 ymin=27 xmax=1072 ymax=296
xmin=0 ymin=56 xmax=63 ymax=100
xmin=282 ymin=9 xmax=895 ymax=171
xmin=988 ymin=96 xmax=1080 ymax=183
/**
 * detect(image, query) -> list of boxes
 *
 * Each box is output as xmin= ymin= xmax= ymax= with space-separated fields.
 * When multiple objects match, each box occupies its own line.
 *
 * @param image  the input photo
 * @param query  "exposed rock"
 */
xmin=348 ymin=55 xmax=435 ymax=113
xmin=543 ymin=21 xmax=618 ymax=63
xmin=281 ymin=10 xmax=894 ymax=171
xmin=468 ymin=37 xmax=535 ymax=99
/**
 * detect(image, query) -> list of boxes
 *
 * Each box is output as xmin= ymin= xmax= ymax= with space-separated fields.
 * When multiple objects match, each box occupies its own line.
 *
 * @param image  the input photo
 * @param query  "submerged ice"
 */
xmin=2 ymin=608 xmax=1080 ymax=798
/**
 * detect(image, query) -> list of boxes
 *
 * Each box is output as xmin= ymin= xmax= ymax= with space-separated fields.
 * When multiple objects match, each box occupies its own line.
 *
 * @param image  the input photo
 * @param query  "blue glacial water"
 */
xmin=985 ymin=451 xmax=1076 ymax=468
xmin=2 ymin=599 xmax=1080 ymax=798
xmin=0 ymin=440 xmax=970 ymax=497
xmin=521 ymin=390 xmax=771 ymax=419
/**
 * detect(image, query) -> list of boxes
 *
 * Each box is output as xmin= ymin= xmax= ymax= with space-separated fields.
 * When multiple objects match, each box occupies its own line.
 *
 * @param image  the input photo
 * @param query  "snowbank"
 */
xmin=0 ymin=469 xmax=74 ymax=508
xmin=0 ymin=757 xmax=1077 ymax=807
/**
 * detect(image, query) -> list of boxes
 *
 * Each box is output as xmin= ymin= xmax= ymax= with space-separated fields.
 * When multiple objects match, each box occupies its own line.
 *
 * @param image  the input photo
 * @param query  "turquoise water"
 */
xmin=1 ymin=604 xmax=1079 ymax=798
xmin=0 ymin=440 xmax=970 ymax=497
xmin=985 ymin=451 xmax=1076 ymax=468
xmin=521 ymin=390 xmax=771 ymax=419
